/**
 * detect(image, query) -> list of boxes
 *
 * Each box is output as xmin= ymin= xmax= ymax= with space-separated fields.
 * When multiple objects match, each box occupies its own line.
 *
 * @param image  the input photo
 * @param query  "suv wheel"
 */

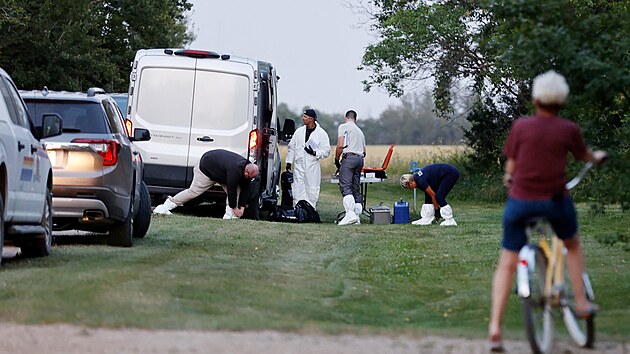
xmin=20 ymin=187 xmax=53 ymax=257
xmin=108 ymin=197 xmax=134 ymax=247
xmin=133 ymin=181 xmax=151 ymax=238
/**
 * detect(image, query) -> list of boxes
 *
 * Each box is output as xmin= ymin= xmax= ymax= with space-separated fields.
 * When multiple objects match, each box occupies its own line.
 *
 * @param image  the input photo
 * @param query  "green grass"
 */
xmin=1 ymin=180 xmax=628 ymax=343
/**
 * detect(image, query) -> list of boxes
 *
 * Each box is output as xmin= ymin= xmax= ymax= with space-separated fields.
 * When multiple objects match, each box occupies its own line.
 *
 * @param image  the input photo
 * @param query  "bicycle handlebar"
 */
xmin=565 ymin=153 xmax=608 ymax=190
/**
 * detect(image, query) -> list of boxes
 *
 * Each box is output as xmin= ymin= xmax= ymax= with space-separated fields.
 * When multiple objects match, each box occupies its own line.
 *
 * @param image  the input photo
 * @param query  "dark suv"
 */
xmin=20 ymin=87 xmax=152 ymax=247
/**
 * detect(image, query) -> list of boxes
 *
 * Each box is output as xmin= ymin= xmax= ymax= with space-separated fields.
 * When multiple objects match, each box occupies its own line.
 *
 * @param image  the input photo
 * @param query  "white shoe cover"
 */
xmin=338 ymin=195 xmax=359 ymax=225
xmin=439 ymin=205 xmax=457 ymax=226
xmin=354 ymin=203 xmax=362 ymax=224
xmin=413 ymin=204 xmax=435 ymax=225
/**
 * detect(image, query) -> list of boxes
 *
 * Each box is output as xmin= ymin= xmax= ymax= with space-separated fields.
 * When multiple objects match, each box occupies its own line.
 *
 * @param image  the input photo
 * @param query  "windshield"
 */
xmin=25 ymin=100 xmax=109 ymax=134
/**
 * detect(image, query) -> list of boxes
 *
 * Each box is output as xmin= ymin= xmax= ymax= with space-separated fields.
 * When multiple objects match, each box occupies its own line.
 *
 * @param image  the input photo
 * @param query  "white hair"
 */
xmin=400 ymin=174 xmax=414 ymax=189
xmin=531 ymin=70 xmax=569 ymax=105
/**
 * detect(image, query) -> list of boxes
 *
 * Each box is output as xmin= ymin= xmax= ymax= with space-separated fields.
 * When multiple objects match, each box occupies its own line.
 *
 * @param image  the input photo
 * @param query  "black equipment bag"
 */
xmin=294 ymin=200 xmax=321 ymax=223
xmin=268 ymin=204 xmax=298 ymax=223
xmin=280 ymin=171 xmax=294 ymax=208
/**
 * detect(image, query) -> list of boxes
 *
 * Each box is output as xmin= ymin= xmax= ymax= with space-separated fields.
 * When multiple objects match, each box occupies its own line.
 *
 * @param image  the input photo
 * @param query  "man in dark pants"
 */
xmin=334 ymin=110 xmax=366 ymax=225
xmin=400 ymin=163 xmax=460 ymax=225
xmin=153 ymin=149 xmax=259 ymax=219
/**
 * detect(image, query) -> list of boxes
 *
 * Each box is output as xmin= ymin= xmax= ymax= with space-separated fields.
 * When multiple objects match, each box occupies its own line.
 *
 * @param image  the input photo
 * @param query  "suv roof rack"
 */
xmin=87 ymin=87 xmax=106 ymax=97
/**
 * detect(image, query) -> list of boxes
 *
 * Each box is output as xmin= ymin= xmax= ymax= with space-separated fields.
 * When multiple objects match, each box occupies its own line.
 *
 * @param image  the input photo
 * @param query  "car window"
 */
xmin=25 ymin=100 xmax=109 ymax=134
xmin=0 ymin=77 xmax=29 ymax=128
xmin=112 ymin=95 xmax=128 ymax=115
xmin=103 ymin=100 xmax=126 ymax=135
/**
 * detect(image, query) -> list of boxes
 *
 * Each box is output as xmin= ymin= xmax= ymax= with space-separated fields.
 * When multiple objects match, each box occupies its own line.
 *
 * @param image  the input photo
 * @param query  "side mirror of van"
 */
xmin=131 ymin=128 xmax=151 ymax=142
xmin=39 ymin=113 xmax=63 ymax=139
xmin=281 ymin=118 xmax=295 ymax=141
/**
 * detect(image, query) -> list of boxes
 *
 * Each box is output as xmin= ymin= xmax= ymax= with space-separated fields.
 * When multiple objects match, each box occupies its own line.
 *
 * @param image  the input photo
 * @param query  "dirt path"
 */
xmin=0 ymin=323 xmax=627 ymax=354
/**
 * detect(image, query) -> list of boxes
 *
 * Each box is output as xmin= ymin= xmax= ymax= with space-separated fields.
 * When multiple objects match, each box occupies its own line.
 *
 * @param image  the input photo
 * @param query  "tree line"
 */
xmin=0 ymin=0 xmax=194 ymax=92
xmin=358 ymin=0 xmax=629 ymax=207
xmin=278 ymin=90 xmax=468 ymax=146
xmin=2 ymin=0 xmax=628 ymax=206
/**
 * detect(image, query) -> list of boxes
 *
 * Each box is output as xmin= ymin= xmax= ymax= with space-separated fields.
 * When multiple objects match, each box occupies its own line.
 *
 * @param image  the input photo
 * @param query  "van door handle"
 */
xmin=197 ymin=136 xmax=214 ymax=142
xmin=17 ymin=141 xmax=25 ymax=151
xmin=31 ymin=145 xmax=38 ymax=154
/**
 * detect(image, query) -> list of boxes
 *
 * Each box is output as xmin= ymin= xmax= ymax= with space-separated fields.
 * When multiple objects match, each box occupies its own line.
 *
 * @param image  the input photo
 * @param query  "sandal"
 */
xmin=575 ymin=302 xmax=599 ymax=319
xmin=488 ymin=334 xmax=505 ymax=353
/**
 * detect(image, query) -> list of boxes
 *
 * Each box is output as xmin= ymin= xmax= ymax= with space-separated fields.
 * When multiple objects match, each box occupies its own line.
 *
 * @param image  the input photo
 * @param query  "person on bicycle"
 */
xmin=487 ymin=70 xmax=607 ymax=352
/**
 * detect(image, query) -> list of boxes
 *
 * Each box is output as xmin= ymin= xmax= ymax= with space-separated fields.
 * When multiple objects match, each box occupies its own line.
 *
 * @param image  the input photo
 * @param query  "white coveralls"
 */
xmin=286 ymin=122 xmax=331 ymax=209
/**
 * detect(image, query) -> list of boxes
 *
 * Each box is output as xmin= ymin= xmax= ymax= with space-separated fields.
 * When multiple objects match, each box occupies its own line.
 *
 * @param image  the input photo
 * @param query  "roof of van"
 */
xmin=134 ymin=48 xmax=265 ymax=67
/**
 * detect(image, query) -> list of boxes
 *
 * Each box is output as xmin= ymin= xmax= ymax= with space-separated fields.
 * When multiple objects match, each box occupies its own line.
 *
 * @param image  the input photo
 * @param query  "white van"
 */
xmin=125 ymin=49 xmax=294 ymax=218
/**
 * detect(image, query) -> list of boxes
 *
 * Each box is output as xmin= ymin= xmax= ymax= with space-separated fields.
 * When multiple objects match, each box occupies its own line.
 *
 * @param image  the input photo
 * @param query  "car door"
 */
xmin=0 ymin=76 xmax=46 ymax=222
xmin=189 ymin=59 xmax=253 ymax=169
xmin=132 ymin=57 xmax=195 ymax=188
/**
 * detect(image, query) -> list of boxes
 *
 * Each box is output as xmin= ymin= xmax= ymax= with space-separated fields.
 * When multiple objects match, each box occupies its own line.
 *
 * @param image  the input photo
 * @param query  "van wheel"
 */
xmin=0 ymin=197 xmax=4 ymax=267
xmin=109 ymin=199 xmax=133 ymax=247
xmin=20 ymin=187 xmax=53 ymax=257
xmin=133 ymin=182 xmax=151 ymax=239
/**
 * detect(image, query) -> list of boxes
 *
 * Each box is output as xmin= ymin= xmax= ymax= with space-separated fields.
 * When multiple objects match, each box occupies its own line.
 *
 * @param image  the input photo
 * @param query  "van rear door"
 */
xmin=188 ymin=60 xmax=253 ymax=169
xmin=132 ymin=55 xmax=195 ymax=188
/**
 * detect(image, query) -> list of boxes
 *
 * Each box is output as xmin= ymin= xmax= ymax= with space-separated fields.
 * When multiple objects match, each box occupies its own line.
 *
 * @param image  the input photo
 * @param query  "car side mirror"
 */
xmin=281 ymin=118 xmax=295 ymax=141
xmin=131 ymin=128 xmax=151 ymax=142
xmin=39 ymin=113 xmax=63 ymax=139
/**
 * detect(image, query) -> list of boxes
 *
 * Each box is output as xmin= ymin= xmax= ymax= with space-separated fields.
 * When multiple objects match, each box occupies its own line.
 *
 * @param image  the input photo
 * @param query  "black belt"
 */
xmin=343 ymin=152 xmax=362 ymax=158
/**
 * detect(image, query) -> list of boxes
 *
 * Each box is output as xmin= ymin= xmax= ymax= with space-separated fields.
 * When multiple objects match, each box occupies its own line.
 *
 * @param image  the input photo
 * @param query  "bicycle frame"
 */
xmin=515 ymin=160 xmax=600 ymax=353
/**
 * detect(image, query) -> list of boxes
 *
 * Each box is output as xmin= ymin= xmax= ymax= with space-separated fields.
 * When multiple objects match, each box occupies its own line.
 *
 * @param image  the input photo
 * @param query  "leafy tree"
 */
xmin=0 ymin=0 xmax=194 ymax=92
xmin=358 ymin=0 xmax=629 ymax=205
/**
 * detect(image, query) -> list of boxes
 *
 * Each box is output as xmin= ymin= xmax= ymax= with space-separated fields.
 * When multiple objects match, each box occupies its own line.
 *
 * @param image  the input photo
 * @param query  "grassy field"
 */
xmin=1 ymin=177 xmax=628 ymax=343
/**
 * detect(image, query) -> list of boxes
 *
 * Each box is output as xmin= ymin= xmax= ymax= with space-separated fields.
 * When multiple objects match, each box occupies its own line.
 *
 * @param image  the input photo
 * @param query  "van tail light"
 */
xmin=248 ymin=129 xmax=259 ymax=162
xmin=124 ymin=118 xmax=133 ymax=137
xmin=71 ymin=139 xmax=119 ymax=166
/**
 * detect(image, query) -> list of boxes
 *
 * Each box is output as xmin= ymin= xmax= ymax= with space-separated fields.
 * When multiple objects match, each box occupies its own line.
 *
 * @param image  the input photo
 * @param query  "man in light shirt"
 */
xmin=334 ymin=110 xmax=366 ymax=225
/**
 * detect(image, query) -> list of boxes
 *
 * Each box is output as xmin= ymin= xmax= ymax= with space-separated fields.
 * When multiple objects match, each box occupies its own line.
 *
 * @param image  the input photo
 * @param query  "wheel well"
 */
xmin=47 ymin=170 xmax=53 ymax=191
xmin=0 ymin=162 xmax=6 ymax=208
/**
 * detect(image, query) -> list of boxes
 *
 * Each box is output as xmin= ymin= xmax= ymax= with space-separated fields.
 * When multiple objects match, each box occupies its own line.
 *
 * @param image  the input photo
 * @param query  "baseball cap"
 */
xmin=304 ymin=109 xmax=318 ymax=120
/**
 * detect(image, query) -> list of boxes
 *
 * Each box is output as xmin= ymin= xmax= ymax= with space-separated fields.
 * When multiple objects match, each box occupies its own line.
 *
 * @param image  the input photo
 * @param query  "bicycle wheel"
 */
xmin=522 ymin=246 xmax=554 ymax=354
xmin=562 ymin=273 xmax=595 ymax=348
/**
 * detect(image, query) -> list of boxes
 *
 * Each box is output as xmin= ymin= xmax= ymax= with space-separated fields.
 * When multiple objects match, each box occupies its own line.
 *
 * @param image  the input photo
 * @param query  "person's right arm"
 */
xmin=582 ymin=149 xmax=607 ymax=166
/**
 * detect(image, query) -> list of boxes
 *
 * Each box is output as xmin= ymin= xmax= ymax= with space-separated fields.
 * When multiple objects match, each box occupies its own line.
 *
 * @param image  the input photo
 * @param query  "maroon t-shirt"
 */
xmin=503 ymin=115 xmax=588 ymax=200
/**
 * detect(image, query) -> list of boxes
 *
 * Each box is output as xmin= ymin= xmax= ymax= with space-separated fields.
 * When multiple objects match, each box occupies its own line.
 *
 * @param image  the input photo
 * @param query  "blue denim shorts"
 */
xmin=502 ymin=196 xmax=578 ymax=252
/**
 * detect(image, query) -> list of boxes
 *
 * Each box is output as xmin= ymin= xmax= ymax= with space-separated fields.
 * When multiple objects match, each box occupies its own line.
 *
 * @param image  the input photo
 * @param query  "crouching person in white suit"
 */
xmin=400 ymin=163 xmax=460 ymax=226
xmin=153 ymin=149 xmax=259 ymax=219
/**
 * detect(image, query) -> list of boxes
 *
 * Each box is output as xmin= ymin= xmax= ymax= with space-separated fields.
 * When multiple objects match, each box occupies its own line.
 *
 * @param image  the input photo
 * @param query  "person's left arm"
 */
xmin=503 ymin=158 xmax=515 ymax=188
xmin=425 ymin=186 xmax=439 ymax=210
xmin=315 ymin=129 xmax=331 ymax=159
xmin=334 ymin=136 xmax=344 ymax=170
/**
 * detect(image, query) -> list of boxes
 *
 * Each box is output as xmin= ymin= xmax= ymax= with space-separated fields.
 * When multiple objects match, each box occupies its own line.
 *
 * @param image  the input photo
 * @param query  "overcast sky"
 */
xmin=187 ymin=0 xmax=400 ymax=119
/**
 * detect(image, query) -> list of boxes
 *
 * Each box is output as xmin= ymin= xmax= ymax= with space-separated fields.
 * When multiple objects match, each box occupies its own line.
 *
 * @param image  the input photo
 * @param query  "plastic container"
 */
xmin=369 ymin=204 xmax=391 ymax=224
xmin=393 ymin=199 xmax=409 ymax=224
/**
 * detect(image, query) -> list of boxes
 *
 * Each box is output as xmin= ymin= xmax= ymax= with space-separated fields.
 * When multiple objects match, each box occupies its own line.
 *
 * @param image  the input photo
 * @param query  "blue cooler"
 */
xmin=393 ymin=199 xmax=409 ymax=224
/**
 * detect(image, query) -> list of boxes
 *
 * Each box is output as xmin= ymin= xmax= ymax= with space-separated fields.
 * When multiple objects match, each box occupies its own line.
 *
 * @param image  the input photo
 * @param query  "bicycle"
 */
xmin=516 ymin=161 xmax=598 ymax=354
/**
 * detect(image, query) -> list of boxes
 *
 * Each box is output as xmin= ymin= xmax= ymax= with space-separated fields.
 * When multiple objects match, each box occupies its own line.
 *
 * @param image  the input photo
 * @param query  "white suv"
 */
xmin=0 ymin=68 xmax=62 ymax=265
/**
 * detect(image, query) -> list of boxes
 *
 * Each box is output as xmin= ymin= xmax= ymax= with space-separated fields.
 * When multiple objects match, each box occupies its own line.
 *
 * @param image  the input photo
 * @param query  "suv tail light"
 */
xmin=248 ymin=129 xmax=259 ymax=163
xmin=71 ymin=139 xmax=120 ymax=166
